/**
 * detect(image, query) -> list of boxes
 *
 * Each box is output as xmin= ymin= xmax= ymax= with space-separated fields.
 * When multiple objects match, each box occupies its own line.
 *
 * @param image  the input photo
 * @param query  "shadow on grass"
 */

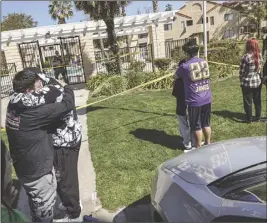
xmin=76 ymin=106 xmax=106 ymax=115
xmin=113 ymin=195 xmax=153 ymax=223
xmin=130 ymin=128 xmax=184 ymax=150
xmin=89 ymin=117 xmax=155 ymax=138
xmin=212 ymin=110 xmax=246 ymax=122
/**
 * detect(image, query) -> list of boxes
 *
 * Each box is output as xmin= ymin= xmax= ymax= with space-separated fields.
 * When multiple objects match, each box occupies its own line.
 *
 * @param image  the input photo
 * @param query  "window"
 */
xmin=181 ymin=21 xmax=186 ymax=30
xmin=224 ymin=13 xmax=234 ymax=21
xmin=201 ymin=17 xmax=208 ymax=24
xmin=138 ymin=33 xmax=148 ymax=39
xmin=186 ymin=20 xmax=193 ymax=26
xmin=224 ymin=28 xmax=235 ymax=38
xmin=210 ymin=16 xmax=214 ymax=25
xmin=208 ymin=162 xmax=267 ymax=199
xmin=225 ymin=181 xmax=266 ymax=204
xmin=164 ymin=24 xmax=172 ymax=31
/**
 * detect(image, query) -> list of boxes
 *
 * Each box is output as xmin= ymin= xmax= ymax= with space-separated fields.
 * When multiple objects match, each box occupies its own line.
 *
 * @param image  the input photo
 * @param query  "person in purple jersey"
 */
xmin=175 ymin=40 xmax=212 ymax=149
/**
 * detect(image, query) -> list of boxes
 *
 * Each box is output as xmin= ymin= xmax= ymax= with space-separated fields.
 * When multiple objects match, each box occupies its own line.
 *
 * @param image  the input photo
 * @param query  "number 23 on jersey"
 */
xmin=189 ymin=61 xmax=210 ymax=82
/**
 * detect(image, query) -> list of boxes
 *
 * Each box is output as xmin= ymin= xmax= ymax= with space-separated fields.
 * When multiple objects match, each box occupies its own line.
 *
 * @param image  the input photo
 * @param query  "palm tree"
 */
xmin=121 ymin=2 xmax=131 ymax=54
xmin=74 ymin=1 xmax=131 ymax=75
xmin=152 ymin=0 xmax=158 ymax=13
xmin=48 ymin=1 xmax=74 ymax=24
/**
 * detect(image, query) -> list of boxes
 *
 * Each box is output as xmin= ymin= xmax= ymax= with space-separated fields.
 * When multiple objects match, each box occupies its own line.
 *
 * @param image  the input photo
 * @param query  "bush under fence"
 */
xmin=86 ymin=62 xmax=239 ymax=97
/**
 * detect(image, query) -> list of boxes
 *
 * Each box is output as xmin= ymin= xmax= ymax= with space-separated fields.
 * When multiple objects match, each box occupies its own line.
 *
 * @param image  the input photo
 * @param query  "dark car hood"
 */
xmin=164 ymin=137 xmax=266 ymax=185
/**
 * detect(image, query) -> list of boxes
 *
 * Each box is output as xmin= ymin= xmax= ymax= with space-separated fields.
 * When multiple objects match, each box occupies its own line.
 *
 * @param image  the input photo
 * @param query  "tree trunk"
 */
xmin=121 ymin=5 xmax=126 ymax=17
xmin=105 ymin=19 xmax=122 ymax=75
xmin=99 ymin=38 xmax=109 ymax=60
xmin=58 ymin=18 xmax=66 ymax=24
xmin=121 ymin=5 xmax=130 ymax=57
xmin=257 ymin=19 xmax=261 ymax=39
xmin=152 ymin=0 xmax=158 ymax=13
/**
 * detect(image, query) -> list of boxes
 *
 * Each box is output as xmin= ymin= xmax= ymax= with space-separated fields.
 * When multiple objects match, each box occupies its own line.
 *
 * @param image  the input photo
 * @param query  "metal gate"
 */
xmin=58 ymin=36 xmax=86 ymax=84
xmin=1 ymin=63 xmax=17 ymax=98
xmin=39 ymin=43 xmax=62 ymax=79
xmin=18 ymin=41 xmax=44 ymax=69
xmin=18 ymin=36 xmax=86 ymax=85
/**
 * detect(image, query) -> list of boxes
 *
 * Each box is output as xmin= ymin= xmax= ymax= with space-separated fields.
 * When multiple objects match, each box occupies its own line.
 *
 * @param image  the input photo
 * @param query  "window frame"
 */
xmin=224 ymin=28 xmax=235 ymax=38
xmin=186 ymin=20 xmax=193 ymax=27
xmin=210 ymin=16 xmax=214 ymax=25
xmin=164 ymin=23 xmax=172 ymax=31
xmin=181 ymin=21 xmax=186 ymax=31
xmin=224 ymin=13 xmax=234 ymax=21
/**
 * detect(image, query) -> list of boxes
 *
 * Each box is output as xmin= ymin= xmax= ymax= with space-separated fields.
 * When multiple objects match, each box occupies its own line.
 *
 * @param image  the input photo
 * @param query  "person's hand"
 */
xmin=56 ymin=79 xmax=67 ymax=87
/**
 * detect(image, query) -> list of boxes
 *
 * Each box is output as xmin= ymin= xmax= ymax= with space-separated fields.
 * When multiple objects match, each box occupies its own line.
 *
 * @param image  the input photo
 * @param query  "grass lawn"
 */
xmin=87 ymin=76 xmax=266 ymax=211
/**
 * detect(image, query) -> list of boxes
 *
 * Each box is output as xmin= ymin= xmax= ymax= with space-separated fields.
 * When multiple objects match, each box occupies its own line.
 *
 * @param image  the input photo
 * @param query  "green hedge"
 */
xmin=87 ymin=71 xmax=173 ymax=97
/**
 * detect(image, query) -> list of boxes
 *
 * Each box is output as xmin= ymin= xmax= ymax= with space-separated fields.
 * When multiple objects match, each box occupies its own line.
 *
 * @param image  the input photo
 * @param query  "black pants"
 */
xmin=54 ymin=68 xmax=68 ymax=84
xmin=241 ymin=85 xmax=262 ymax=121
xmin=54 ymin=145 xmax=81 ymax=218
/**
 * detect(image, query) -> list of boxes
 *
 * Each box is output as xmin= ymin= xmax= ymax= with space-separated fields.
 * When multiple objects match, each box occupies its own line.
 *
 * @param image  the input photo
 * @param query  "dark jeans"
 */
xmin=241 ymin=85 xmax=262 ymax=121
xmin=54 ymin=67 xmax=68 ymax=84
xmin=54 ymin=145 xmax=81 ymax=218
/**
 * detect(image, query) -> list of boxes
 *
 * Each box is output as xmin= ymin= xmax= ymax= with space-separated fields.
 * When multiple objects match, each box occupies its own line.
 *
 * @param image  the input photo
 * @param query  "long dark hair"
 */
xmin=246 ymin=38 xmax=261 ymax=72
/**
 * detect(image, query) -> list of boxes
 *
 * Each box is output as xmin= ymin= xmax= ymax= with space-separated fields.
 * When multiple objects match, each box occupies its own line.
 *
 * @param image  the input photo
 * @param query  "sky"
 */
xmin=1 ymin=1 xmax=185 ymax=27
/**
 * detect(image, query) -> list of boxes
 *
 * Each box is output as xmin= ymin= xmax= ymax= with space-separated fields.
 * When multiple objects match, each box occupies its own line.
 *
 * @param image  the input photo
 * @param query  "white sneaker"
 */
xmin=183 ymin=142 xmax=192 ymax=150
xmin=184 ymin=147 xmax=196 ymax=153
xmin=58 ymin=200 xmax=83 ymax=212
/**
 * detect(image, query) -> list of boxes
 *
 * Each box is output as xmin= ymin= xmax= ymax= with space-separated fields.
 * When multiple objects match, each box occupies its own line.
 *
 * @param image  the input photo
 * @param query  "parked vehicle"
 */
xmin=151 ymin=136 xmax=266 ymax=222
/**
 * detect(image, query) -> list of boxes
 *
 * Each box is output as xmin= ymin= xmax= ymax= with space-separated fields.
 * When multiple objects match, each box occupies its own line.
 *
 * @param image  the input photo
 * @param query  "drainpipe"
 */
xmin=203 ymin=0 xmax=207 ymax=60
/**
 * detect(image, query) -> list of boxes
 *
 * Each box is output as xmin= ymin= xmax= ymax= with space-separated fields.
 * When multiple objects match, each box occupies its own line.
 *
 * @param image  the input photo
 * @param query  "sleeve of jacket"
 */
xmin=37 ymin=85 xmax=75 ymax=127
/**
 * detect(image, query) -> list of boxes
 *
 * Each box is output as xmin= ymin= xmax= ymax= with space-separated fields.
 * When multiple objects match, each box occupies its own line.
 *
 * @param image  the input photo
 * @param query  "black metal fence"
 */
xmin=94 ymin=44 xmax=154 ymax=74
xmin=18 ymin=37 xmax=86 ymax=85
xmin=165 ymin=38 xmax=197 ymax=67
xmin=1 ymin=63 xmax=17 ymax=98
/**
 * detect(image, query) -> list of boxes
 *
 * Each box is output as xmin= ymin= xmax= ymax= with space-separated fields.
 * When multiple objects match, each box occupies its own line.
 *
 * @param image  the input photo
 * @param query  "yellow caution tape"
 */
xmin=1 ymin=60 xmax=239 ymax=133
xmin=209 ymin=61 xmax=239 ymax=68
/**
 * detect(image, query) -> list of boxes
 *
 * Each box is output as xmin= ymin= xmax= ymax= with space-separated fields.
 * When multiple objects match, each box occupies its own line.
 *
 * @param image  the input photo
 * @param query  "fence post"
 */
xmin=150 ymin=44 xmax=155 ymax=72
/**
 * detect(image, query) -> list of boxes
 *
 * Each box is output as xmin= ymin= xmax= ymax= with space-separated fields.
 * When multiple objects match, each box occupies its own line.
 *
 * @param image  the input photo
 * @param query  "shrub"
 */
xmin=128 ymin=60 xmax=146 ymax=72
xmin=125 ymin=71 xmax=146 ymax=89
xmin=171 ymin=46 xmax=187 ymax=63
xmin=105 ymin=61 xmax=120 ymax=74
xmin=209 ymin=63 xmax=237 ymax=80
xmin=86 ymin=73 xmax=110 ymax=92
xmin=143 ymin=71 xmax=173 ymax=90
xmin=154 ymin=58 xmax=172 ymax=70
xmin=97 ymin=75 xmax=127 ymax=96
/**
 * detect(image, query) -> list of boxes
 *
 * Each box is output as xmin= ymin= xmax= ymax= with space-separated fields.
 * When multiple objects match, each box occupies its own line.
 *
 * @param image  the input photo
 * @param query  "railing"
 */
xmin=94 ymin=44 xmax=154 ymax=74
xmin=1 ymin=63 xmax=17 ymax=98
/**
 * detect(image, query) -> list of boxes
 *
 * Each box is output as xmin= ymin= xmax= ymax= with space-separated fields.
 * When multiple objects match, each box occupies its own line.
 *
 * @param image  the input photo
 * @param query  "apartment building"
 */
xmin=163 ymin=1 xmax=266 ymax=43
